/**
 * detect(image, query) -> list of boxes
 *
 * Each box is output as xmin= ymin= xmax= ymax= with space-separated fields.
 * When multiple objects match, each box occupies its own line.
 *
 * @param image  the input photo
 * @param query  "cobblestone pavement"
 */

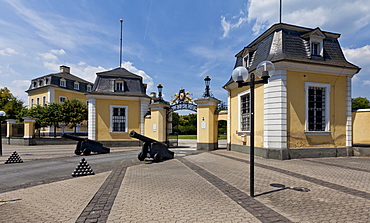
xmin=0 ymin=172 xmax=110 ymax=223
xmin=1 ymin=143 xmax=370 ymax=222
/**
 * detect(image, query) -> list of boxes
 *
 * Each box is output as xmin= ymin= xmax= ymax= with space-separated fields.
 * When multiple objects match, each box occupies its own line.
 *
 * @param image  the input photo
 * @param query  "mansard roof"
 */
xmin=224 ymin=23 xmax=361 ymax=87
xmin=89 ymin=67 xmax=149 ymax=97
xmin=26 ymin=69 xmax=93 ymax=93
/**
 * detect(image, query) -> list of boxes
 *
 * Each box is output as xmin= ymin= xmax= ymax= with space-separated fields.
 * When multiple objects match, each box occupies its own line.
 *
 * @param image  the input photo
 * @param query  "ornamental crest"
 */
xmin=171 ymin=88 xmax=197 ymax=112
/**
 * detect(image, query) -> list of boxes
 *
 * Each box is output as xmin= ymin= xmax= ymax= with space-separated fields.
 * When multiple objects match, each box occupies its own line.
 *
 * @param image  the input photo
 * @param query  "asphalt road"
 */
xmin=0 ymin=144 xmax=200 ymax=193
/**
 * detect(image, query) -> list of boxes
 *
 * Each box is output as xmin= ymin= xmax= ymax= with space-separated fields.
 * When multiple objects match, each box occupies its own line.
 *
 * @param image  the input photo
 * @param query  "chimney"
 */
xmin=60 ymin=65 xmax=70 ymax=73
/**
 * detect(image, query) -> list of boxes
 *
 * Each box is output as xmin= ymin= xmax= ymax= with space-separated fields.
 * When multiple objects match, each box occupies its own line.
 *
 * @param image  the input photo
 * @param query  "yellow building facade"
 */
xmin=87 ymin=67 xmax=150 ymax=146
xmin=26 ymin=65 xmax=93 ymax=135
xmin=224 ymin=23 xmax=360 ymax=159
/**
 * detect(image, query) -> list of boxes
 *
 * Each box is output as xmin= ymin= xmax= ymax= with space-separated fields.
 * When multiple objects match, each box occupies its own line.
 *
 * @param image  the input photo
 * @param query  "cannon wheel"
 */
xmin=153 ymin=153 xmax=161 ymax=162
xmin=138 ymin=152 xmax=145 ymax=161
xmin=83 ymin=149 xmax=91 ymax=156
xmin=75 ymin=150 xmax=82 ymax=155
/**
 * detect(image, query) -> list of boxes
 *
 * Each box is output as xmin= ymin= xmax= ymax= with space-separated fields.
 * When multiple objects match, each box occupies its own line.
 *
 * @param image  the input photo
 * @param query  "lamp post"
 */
xmin=203 ymin=75 xmax=211 ymax=98
xmin=231 ymin=61 xmax=275 ymax=197
xmin=157 ymin=84 xmax=163 ymax=101
xmin=0 ymin=111 xmax=6 ymax=156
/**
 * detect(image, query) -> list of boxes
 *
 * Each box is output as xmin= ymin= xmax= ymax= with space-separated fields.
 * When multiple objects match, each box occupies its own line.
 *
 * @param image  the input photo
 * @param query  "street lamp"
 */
xmin=203 ymin=75 xmax=212 ymax=98
xmin=157 ymin=84 xmax=163 ymax=101
xmin=231 ymin=61 xmax=275 ymax=197
xmin=0 ymin=111 xmax=6 ymax=156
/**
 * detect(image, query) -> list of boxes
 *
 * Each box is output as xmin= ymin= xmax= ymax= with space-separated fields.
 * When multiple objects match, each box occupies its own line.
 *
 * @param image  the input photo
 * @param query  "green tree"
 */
xmin=178 ymin=113 xmax=197 ymax=135
xmin=60 ymin=99 xmax=88 ymax=134
xmin=0 ymin=87 xmax=24 ymax=122
xmin=43 ymin=103 xmax=62 ymax=137
xmin=352 ymin=97 xmax=370 ymax=109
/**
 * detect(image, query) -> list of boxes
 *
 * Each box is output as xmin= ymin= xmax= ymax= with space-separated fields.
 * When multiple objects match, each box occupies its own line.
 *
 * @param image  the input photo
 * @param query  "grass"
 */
xmin=176 ymin=134 xmax=227 ymax=140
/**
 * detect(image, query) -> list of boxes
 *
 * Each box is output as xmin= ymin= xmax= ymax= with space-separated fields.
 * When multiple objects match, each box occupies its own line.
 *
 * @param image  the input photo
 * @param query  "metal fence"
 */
xmin=168 ymin=133 xmax=178 ymax=147
xmin=12 ymin=124 xmax=24 ymax=137
xmin=1 ymin=124 xmax=6 ymax=137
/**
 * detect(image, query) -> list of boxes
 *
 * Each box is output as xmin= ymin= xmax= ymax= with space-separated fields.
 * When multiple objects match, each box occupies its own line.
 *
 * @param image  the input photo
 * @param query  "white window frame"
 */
xmin=60 ymin=79 xmax=66 ymax=87
xmin=87 ymin=85 xmax=92 ymax=92
xmin=305 ymin=82 xmax=330 ymax=133
xmin=42 ymin=96 xmax=46 ymax=106
xmin=74 ymin=82 xmax=80 ymax=90
xmin=36 ymin=97 xmax=40 ymax=105
xmin=310 ymin=37 xmax=323 ymax=57
xmin=115 ymin=81 xmax=124 ymax=92
xmin=238 ymin=89 xmax=251 ymax=134
xmin=59 ymin=96 xmax=67 ymax=103
xmin=243 ymin=54 xmax=250 ymax=68
xmin=31 ymin=98 xmax=34 ymax=107
xmin=110 ymin=105 xmax=128 ymax=133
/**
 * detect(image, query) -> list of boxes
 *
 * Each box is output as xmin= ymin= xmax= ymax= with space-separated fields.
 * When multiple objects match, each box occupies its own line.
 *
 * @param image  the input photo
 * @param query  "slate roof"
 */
xmin=26 ymin=70 xmax=93 ymax=93
xmin=89 ymin=67 xmax=149 ymax=98
xmin=224 ymin=23 xmax=361 ymax=87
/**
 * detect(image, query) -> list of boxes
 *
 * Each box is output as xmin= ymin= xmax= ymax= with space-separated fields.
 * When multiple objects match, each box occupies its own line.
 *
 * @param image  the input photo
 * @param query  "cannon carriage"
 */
xmin=129 ymin=130 xmax=174 ymax=162
xmin=62 ymin=134 xmax=110 ymax=155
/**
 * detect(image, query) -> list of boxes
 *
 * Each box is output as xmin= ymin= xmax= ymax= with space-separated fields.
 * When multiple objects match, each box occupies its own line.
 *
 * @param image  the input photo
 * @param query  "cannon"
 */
xmin=130 ymin=130 xmax=174 ymax=162
xmin=62 ymin=134 xmax=110 ymax=155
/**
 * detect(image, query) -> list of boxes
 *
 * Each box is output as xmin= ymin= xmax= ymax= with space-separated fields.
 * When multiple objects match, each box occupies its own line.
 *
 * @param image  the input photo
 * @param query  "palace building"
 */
xmin=224 ymin=23 xmax=360 ymax=159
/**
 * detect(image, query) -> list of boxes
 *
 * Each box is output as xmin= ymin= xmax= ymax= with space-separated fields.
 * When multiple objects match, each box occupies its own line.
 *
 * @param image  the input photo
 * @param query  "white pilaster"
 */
xmin=264 ymin=70 xmax=287 ymax=149
xmin=88 ymin=98 xmax=96 ymax=140
xmin=346 ymin=76 xmax=352 ymax=147
xmin=140 ymin=98 xmax=150 ymax=134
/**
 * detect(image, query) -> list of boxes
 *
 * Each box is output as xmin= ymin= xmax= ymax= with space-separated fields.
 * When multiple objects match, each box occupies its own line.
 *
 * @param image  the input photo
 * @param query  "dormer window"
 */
xmin=87 ymin=85 xmax=92 ymax=92
xmin=302 ymin=28 xmax=326 ymax=58
xmin=33 ymin=81 xmax=37 ymax=88
xmin=38 ymin=80 xmax=42 ymax=87
xmin=243 ymin=54 xmax=250 ymax=68
xmin=115 ymin=79 xmax=124 ymax=92
xmin=310 ymin=40 xmax=323 ymax=56
xmin=60 ymin=78 xmax=66 ymax=87
xmin=74 ymin=81 xmax=80 ymax=90
xmin=44 ymin=78 xmax=48 ymax=85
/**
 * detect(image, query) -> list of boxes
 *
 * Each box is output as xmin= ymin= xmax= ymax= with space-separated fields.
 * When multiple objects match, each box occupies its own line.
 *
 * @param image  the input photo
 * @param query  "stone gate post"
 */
xmin=195 ymin=98 xmax=220 ymax=151
xmin=23 ymin=117 xmax=36 ymax=146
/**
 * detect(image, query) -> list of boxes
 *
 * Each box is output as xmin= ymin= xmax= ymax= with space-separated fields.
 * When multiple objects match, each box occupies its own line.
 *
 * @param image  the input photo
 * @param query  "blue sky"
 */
xmin=1 ymin=0 xmax=370 ymax=111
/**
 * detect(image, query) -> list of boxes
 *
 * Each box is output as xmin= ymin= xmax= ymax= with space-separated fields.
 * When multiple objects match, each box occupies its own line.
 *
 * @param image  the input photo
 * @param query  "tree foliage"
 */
xmin=352 ymin=97 xmax=370 ymax=109
xmin=0 ymin=87 xmax=24 ymax=122
xmin=60 ymin=98 xmax=88 ymax=133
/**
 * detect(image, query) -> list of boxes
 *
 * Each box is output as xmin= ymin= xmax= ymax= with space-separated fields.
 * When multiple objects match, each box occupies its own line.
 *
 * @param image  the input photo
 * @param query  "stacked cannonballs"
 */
xmin=72 ymin=158 xmax=95 ymax=177
xmin=5 ymin=151 xmax=23 ymax=164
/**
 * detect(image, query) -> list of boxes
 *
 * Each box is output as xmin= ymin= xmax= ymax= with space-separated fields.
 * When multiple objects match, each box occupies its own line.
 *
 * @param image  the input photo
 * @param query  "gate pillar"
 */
xmin=23 ymin=117 xmax=36 ymax=146
xmin=195 ymin=98 xmax=220 ymax=151
xmin=145 ymin=103 xmax=171 ymax=144
xmin=6 ymin=119 xmax=16 ymax=140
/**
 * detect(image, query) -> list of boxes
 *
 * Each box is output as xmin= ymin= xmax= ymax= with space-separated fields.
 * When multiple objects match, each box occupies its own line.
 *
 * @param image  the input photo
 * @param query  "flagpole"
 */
xmin=120 ymin=18 xmax=123 ymax=68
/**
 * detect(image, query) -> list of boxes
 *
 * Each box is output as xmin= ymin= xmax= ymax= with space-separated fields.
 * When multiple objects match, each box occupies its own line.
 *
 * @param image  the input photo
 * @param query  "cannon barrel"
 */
xmin=130 ymin=130 xmax=158 ymax=144
xmin=62 ymin=133 xmax=86 ymax=142
xmin=130 ymin=130 xmax=173 ymax=161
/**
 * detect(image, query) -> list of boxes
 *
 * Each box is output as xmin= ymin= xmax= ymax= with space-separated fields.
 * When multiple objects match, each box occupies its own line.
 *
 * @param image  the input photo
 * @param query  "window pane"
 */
xmin=240 ymin=94 xmax=250 ymax=131
xmin=308 ymin=87 xmax=326 ymax=131
xmin=112 ymin=107 xmax=126 ymax=132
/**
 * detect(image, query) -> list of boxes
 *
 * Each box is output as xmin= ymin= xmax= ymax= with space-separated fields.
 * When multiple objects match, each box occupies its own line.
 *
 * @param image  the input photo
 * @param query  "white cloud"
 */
xmin=0 ymin=64 xmax=17 ymax=77
xmin=42 ymin=60 xmax=105 ymax=83
xmin=121 ymin=61 xmax=154 ymax=91
xmin=343 ymin=45 xmax=370 ymax=66
xmin=7 ymin=80 xmax=30 ymax=103
xmin=50 ymin=49 xmax=66 ymax=55
xmin=343 ymin=45 xmax=370 ymax=88
xmin=0 ymin=48 xmax=19 ymax=56
xmin=4 ymin=1 xmax=107 ymax=49
xmin=39 ymin=52 xmax=58 ymax=61
xmin=246 ymin=0 xmax=370 ymax=35
xmin=220 ymin=11 xmax=248 ymax=38
xmin=363 ymin=80 xmax=370 ymax=86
